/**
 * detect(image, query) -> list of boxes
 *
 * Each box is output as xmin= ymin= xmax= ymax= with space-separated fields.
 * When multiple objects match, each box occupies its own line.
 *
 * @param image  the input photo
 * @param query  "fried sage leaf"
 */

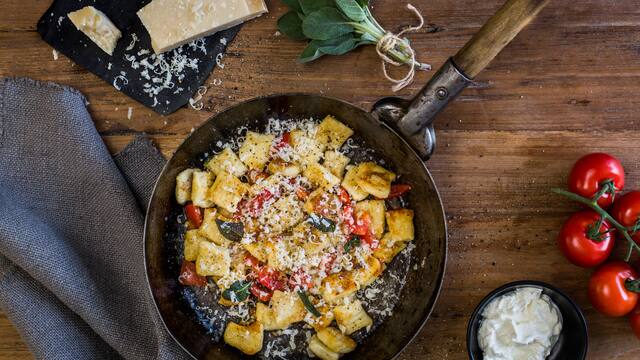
xmin=215 ymin=219 xmax=244 ymax=242
xmin=222 ymin=280 xmax=252 ymax=302
xmin=298 ymin=291 xmax=322 ymax=317
xmin=309 ymin=213 xmax=336 ymax=232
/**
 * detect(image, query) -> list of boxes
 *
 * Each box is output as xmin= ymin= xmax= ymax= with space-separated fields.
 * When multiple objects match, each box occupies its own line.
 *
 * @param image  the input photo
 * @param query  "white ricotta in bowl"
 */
xmin=478 ymin=287 xmax=562 ymax=360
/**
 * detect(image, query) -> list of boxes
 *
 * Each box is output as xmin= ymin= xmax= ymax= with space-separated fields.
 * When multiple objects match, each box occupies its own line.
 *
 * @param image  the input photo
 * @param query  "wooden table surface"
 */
xmin=2 ymin=0 xmax=640 ymax=358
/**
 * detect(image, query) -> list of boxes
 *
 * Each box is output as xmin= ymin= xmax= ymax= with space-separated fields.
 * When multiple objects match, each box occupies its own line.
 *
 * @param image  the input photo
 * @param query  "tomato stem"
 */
xmin=552 ymin=188 xmax=640 ymax=262
xmin=625 ymin=278 xmax=640 ymax=293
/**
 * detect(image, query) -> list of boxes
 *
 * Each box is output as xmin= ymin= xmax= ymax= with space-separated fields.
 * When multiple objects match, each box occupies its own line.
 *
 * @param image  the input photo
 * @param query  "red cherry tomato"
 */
xmin=247 ymin=169 xmax=268 ymax=184
xmin=588 ymin=261 xmax=639 ymax=317
xmin=557 ymin=210 xmax=615 ymax=267
xmin=271 ymin=132 xmax=291 ymax=154
xmin=351 ymin=212 xmax=378 ymax=249
xmin=384 ymin=184 xmax=412 ymax=199
xmin=178 ymin=261 xmax=208 ymax=287
xmin=241 ymin=189 xmax=275 ymax=217
xmin=611 ymin=191 xmax=640 ymax=244
xmin=244 ymin=254 xmax=262 ymax=273
xmin=257 ymin=266 xmax=285 ymax=291
xmin=337 ymin=187 xmax=351 ymax=204
xmin=568 ymin=153 xmax=624 ymax=208
xmin=630 ymin=304 xmax=640 ymax=340
xmin=250 ymin=282 xmax=273 ymax=302
xmin=289 ymin=269 xmax=313 ymax=291
xmin=184 ymin=203 xmax=203 ymax=228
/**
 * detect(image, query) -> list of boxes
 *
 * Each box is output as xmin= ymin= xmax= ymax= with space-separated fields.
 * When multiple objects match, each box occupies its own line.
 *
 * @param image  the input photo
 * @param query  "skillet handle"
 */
xmin=373 ymin=0 xmax=550 ymax=160
xmin=452 ymin=0 xmax=551 ymax=79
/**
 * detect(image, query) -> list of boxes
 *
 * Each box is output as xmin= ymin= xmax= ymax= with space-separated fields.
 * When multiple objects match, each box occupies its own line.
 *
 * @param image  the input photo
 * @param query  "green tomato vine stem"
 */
xmin=552 ymin=188 xmax=640 ymax=262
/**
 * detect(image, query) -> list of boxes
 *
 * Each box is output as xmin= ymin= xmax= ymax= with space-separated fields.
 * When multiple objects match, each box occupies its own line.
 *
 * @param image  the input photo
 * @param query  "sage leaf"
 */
xmin=356 ymin=0 xmax=370 ymax=6
xmin=336 ymin=0 xmax=366 ymax=22
xmin=298 ymin=291 xmax=322 ymax=317
xmin=222 ymin=280 xmax=252 ymax=302
xmin=215 ymin=219 xmax=244 ymax=242
xmin=344 ymin=235 xmax=361 ymax=252
xmin=299 ymin=42 xmax=325 ymax=63
xmin=302 ymin=7 xmax=354 ymax=41
xmin=281 ymin=0 xmax=303 ymax=14
xmin=299 ymin=0 xmax=335 ymax=15
xmin=309 ymin=213 xmax=336 ymax=232
xmin=278 ymin=11 xmax=306 ymax=40
xmin=313 ymin=34 xmax=358 ymax=55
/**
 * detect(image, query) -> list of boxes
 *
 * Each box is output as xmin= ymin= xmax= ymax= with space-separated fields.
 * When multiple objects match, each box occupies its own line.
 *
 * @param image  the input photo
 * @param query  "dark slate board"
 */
xmin=37 ymin=0 xmax=240 ymax=115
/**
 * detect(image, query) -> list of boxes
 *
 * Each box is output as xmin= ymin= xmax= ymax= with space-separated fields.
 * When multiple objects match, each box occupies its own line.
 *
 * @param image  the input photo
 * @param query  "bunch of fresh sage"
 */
xmin=277 ymin=0 xmax=430 ymax=91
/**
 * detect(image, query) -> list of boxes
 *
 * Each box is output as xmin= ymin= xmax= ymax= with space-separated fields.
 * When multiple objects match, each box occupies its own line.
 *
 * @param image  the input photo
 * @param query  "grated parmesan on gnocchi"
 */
xmin=175 ymin=116 xmax=415 ymax=358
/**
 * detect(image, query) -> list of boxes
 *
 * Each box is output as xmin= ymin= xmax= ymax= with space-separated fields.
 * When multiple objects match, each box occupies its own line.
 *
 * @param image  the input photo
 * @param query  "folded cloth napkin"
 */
xmin=0 ymin=77 xmax=189 ymax=359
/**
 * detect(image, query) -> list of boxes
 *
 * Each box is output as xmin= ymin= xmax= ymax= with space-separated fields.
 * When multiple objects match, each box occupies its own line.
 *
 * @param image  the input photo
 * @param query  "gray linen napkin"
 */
xmin=0 ymin=77 xmax=189 ymax=360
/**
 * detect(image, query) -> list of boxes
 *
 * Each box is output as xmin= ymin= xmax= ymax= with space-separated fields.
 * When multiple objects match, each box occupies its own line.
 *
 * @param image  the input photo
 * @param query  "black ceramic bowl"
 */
xmin=467 ymin=280 xmax=588 ymax=360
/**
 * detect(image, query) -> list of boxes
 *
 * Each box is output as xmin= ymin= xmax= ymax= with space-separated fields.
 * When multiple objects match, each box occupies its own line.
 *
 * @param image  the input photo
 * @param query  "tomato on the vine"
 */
xmin=630 ymin=304 xmax=640 ymax=340
xmin=568 ymin=153 xmax=624 ymax=209
xmin=588 ymin=261 xmax=639 ymax=317
xmin=611 ymin=191 xmax=640 ymax=244
xmin=557 ymin=210 xmax=615 ymax=267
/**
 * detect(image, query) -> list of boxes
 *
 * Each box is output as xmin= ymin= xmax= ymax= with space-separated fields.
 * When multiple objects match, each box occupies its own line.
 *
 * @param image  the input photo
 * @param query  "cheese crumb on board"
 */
xmin=137 ymin=0 xmax=268 ymax=54
xmin=67 ymin=6 xmax=122 ymax=56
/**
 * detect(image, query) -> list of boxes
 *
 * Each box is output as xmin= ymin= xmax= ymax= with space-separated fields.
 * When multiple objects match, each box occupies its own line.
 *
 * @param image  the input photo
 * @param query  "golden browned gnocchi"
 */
xmin=174 ymin=115 xmax=415 ymax=358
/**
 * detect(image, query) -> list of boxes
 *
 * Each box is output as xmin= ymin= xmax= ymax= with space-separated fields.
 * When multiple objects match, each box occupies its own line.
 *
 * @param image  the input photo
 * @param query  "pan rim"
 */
xmin=143 ymin=92 xmax=448 ymax=360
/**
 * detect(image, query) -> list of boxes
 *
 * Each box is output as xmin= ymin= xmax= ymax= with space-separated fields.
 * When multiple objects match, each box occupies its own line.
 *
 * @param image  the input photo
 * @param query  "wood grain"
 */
xmin=2 ymin=0 xmax=640 ymax=359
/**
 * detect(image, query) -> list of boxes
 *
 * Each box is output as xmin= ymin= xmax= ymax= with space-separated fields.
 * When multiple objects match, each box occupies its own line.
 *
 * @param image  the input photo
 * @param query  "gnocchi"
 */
xmin=173 ymin=116 xmax=415 ymax=357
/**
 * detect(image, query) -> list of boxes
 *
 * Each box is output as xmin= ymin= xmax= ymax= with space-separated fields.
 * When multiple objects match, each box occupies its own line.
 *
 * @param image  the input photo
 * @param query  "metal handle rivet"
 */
xmin=436 ymin=87 xmax=448 ymax=100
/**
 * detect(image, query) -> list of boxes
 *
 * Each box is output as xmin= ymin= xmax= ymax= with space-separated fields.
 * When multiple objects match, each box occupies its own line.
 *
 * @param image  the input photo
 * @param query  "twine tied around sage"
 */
xmin=277 ymin=0 xmax=432 ymax=92
xmin=376 ymin=4 xmax=431 ymax=92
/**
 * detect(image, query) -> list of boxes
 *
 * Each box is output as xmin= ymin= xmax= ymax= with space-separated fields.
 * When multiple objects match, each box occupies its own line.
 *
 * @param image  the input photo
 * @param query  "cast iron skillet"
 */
xmin=144 ymin=0 xmax=550 ymax=358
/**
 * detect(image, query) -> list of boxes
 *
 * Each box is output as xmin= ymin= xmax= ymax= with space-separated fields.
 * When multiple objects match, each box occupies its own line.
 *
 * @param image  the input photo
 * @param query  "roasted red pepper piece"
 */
xmin=178 ymin=261 xmax=208 ymax=287
xmin=184 ymin=203 xmax=203 ymax=228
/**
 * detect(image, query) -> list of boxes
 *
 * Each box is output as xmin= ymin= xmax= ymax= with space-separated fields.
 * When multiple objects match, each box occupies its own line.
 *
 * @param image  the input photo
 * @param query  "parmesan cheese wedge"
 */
xmin=68 ymin=6 xmax=122 ymax=56
xmin=137 ymin=0 xmax=269 ymax=54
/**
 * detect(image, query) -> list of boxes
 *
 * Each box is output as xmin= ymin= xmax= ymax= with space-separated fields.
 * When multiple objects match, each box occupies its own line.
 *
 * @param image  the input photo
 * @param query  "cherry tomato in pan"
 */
xmin=250 ymin=282 xmax=273 ymax=302
xmin=568 ymin=153 xmax=624 ymax=209
xmin=351 ymin=211 xmax=377 ymax=248
xmin=178 ymin=261 xmax=208 ymax=287
xmin=557 ymin=210 xmax=615 ymax=267
xmin=588 ymin=261 xmax=639 ymax=317
xmin=271 ymin=132 xmax=291 ymax=154
xmin=629 ymin=304 xmax=640 ymax=340
xmin=385 ymin=184 xmax=412 ymax=199
xmin=337 ymin=187 xmax=351 ymax=204
xmin=184 ymin=203 xmax=203 ymax=228
xmin=244 ymin=254 xmax=262 ymax=273
xmin=611 ymin=191 xmax=640 ymax=244
xmin=288 ymin=269 xmax=313 ymax=291
xmin=257 ymin=266 xmax=285 ymax=292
